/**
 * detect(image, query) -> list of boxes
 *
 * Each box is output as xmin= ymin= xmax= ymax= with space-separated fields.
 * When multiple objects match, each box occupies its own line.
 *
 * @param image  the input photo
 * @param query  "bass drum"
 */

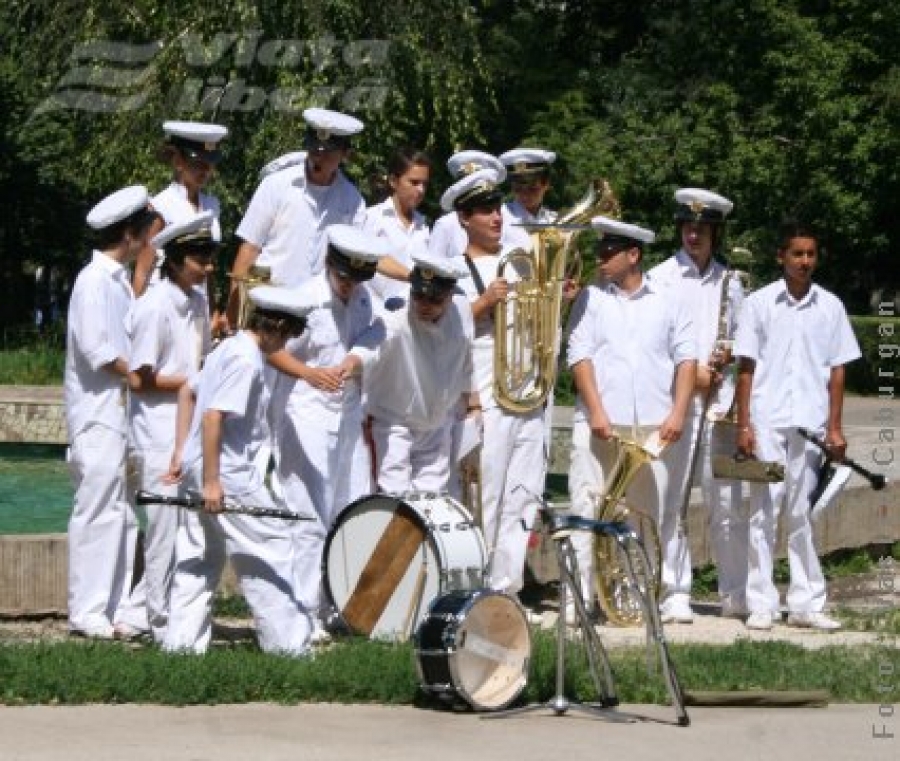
xmin=323 ymin=492 xmax=486 ymax=641
xmin=414 ymin=589 xmax=531 ymax=712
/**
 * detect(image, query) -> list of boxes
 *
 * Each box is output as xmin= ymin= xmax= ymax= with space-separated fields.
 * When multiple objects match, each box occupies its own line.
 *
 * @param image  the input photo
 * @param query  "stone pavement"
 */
xmin=0 ymin=702 xmax=896 ymax=761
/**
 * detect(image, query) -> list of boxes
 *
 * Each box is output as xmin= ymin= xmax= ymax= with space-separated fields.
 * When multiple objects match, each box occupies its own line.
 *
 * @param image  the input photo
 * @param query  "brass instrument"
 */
xmin=493 ymin=180 xmax=620 ymax=414
xmin=592 ymin=436 xmax=663 ymax=627
xmin=229 ymin=264 xmax=272 ymax=329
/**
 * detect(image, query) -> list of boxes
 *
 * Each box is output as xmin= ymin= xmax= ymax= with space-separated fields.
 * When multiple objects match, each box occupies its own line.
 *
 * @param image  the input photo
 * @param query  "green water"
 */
xmin=0 ymin=443 xmax=72 ymax=534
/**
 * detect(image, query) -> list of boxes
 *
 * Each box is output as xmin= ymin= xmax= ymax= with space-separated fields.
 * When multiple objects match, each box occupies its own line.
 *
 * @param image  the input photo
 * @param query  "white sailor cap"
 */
xmin=249 ymin=284 xmax=320 ymax=319
xmin=446 ymin=150 xmax=507 ymax=182
xmin=259 ymin=151 xmax=307 ymax=179
xmin=302 ymin=107 xmax=364 ymax=151
xmin=86 ymin=185 xmax=151 ymax=230
xmin=151 ymin=211 xmax=217 ymax=250
xmin=674 ymin=187 xmax=733 ymax=223
xmin=500 ymin=148 xmax=556 ymax=178
xmin=591 ymin=215 xmax=655 ymax=251
xmin=163 ymin=121 xmax=228 ymax=163
xmin=440 ymin=168 xmax=504 ymax=212
xmin=410 ymin=251 xmax=469 ymax=299
xmin=326 ymin=224 xmax=389 ymax=281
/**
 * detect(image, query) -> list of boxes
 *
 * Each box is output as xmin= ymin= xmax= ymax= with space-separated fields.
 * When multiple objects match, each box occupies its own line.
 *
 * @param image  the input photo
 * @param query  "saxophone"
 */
xmin=592 ymin=436 xmax=663 ymax=626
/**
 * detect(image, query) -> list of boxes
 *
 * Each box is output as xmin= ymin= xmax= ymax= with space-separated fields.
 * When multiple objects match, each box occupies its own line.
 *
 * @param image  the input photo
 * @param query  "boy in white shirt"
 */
xmin=163 ymin=285 xmax=317 ymax=655
xmin=127 ymin=211 xmax=215 ymax=643
xmin=734 ymin=221 xmax=861 ymax=631
xmin=65 ymin=186 xmax=157 ymax=639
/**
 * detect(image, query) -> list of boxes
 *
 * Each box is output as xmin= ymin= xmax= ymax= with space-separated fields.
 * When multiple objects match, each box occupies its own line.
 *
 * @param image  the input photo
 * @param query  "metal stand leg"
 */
xmin=483 ymin=532 xmax=634 ymax=723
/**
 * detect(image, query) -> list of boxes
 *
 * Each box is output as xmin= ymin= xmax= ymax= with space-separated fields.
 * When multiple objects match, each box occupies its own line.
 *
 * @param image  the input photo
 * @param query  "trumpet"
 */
xmin=229 ymin=264 xmax=272 ymax=329
xmin=493 ymin=180 xmax=620 ymax=414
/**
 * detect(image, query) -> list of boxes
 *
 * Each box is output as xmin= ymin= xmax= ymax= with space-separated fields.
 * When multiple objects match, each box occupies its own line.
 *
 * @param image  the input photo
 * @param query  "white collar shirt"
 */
xmin=504 ymin=199 xmax=558 ymax=226
xmin=734 ymin=279 xmax=861 ymax=430
xmin=128 ymin=278 xmax=211 ymax=451
xmin=353 ymin=293 xmax=475 ymax=430
xmin=648 ymin=249 xmax=746 ymax=417
xmin=364 ymin=197 xmax=430 ymax=303
xmin=270 ymin=272 xmax=380 ymax=429
xmin=152 ymin=182 xmax=222 ymax=241
xmin=566 ymin=274 xmax=697 ymax=427
xmin=64 ymin=251 xmax=133 ymax=439
xmin=180 ymin=331 xmax=268 ymax=496
xmin=236 ymin=164 xmax=365 ymax=287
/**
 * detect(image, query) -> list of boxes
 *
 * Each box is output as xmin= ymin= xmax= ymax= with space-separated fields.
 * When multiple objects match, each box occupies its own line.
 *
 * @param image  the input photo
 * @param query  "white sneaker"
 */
xmin=745 ymin=611 xmax=773 ymax=631
xmin=69 ymin=623 xmax=115 ymax=640
xmin=523 ymin=607 xmax=544 ymax=626
xmin=661 ymin=599 xmax=694 ymax=624
xmin=786 ymin=611 xmax=841 ymax=631
xmin=113 ymin=622 xmax=149 ymax=642
xmin=309 ymin=620 xmax=333 ymax=646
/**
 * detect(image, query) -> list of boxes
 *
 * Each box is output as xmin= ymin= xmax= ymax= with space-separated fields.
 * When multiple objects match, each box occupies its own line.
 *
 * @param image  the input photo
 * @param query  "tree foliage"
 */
xmin=1 ymin=0 xmax=897 ymax=326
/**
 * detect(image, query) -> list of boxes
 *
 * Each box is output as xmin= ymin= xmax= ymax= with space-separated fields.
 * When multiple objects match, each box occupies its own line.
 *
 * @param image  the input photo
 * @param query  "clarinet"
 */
xmin=135 ymin=490 xmax=314 ymax=520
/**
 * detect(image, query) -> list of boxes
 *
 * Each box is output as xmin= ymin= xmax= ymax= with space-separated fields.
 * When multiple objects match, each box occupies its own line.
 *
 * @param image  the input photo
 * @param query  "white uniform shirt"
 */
xmin=648 ymin=250 xmax=745 ymax=417
xmin=180 ymin=331 xmax=269 ymax=496
xmin=64 ymin=251 xmax=133 ymax=439
xmin=734 ymin=280 xmax=861 ymax=430
xmin=236 ymin=164 xmax=365 ymax=286
xmin=353 ymin=293 xmax=475 ymax=430
xmin=269 ymin=272 xmax=380 ymax=431
xmin=364 ymin=197 xmax=430 ymax=303
xmin=428 ymin=207 xmax=530 ymax=260
xmin=566 ymin=276 xmax=697 ymax=427
xmin=504 ymin=199 xmax=557 ymax=226
xmin=128 ymin=278 xmax=211 ymax=452
xmin=152 ymin=182 xmax=222 ymax=242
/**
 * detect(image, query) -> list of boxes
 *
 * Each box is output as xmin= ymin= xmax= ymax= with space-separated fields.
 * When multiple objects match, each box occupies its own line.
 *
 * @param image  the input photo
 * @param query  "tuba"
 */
xmin=493 ymin=180 xmax=620 ymax=414
xmin=592 ymin=436 xmax=663 ymax=627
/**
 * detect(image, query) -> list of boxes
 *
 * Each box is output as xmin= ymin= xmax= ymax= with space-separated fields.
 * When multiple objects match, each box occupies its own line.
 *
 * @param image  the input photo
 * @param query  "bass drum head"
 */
xmin=416 ymin=589 xmax=531 ymax=711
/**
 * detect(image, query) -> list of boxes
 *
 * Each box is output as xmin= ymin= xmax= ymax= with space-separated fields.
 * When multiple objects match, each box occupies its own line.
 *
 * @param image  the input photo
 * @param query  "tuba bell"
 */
xmin=592 ymin=436 xmax=663 ymax=627
xmin=493 ymin=180 xmax=621 ymax=414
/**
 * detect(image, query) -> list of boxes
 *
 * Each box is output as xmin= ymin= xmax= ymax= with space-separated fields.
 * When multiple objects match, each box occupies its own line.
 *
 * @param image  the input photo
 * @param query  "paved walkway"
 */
xmin=0 ymin=702 xmax=896 ymax=761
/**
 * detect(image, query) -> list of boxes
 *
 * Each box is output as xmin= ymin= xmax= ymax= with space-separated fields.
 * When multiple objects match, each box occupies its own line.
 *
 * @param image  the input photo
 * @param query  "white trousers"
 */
xmin=371 ymin=417 xmax=453 ymax=495
xmin=67 ymin=424 xmax=146 ymax=633
xmin=746 ymin=426 xmax=825 ymax=615
xmin=275 ymin=411 xmax=372 ymax=618
xmin=163 ymin=482 xmax=311 ymax=656
xmin=131 ymin=449 xmax=180 ymax=643
xmin=481 ymin=406 xmax=546 ymax=594
xmin=697 ymin=421 xmax=748 ymax=611
xmin=568 ymin=421 xmax=692 ymax=608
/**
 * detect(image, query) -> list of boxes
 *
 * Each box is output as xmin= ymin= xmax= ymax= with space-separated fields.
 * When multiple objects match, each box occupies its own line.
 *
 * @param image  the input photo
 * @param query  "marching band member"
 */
xmin=566 ymin=216 xmax=697 ymax=623
xmin=429 ymin=150 xmax=529 ymax=260
xmin=268 ymin=225 xmax=386 ymax=643
xmin=647 ymin=188 xmax=745 ymax=623
xmin=499 ymin=148 xmax=558 ymax=225
xmin=65 ymin=185 xmax=157 ymax=640
xmin=163 ymin=284 xmax=318 ymax=656
xmin=227 ymin=108 xmax=406 ymax=325
xmin=734 ymin=221 xmax=861 ymax=631
xmin=446 ymin=168 xmax=546 ymax=600
xmin=364 ymin=147 xmax=432 ymax=308
xmin=134 ymin=121 xmax=228 ymax=298
xmin=127 ymin=211 xmax=215 ymax=643
xmin=342 ymin=250 xmax=476 ymax=494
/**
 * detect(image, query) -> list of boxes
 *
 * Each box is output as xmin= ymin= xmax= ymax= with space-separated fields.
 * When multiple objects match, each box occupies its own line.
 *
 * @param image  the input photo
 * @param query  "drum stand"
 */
xmin=484 ymin=512 xmax=632 ymax=723
xmin=486 ymin=506 xmax=689 ymax=726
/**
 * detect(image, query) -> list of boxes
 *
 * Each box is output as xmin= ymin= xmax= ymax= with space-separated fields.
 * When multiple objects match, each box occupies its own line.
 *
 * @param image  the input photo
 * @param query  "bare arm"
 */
xmin=735 ymin=357 xmax=756 ymax=457
xmin=165 ymin=380 xmax=197 ymax=483
xmin=470 ymin=278 xmax=508 ymax=322
xmin=128 ymin=365 xmax=188 ymax=394
xmin=825 ymin=364 xmax=848 ymax=461
xmin=376 ymin=255 xmax=410 ymax=282
xmin=659 ymin=359 xmax=697 ymax=443
xmin=267 ymin=348 xmax=344 ymax=393
xmin=572 ymin=358 xmax=613 ymax=440
xmin=201 ymin=408 xmax=225 ymax=513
